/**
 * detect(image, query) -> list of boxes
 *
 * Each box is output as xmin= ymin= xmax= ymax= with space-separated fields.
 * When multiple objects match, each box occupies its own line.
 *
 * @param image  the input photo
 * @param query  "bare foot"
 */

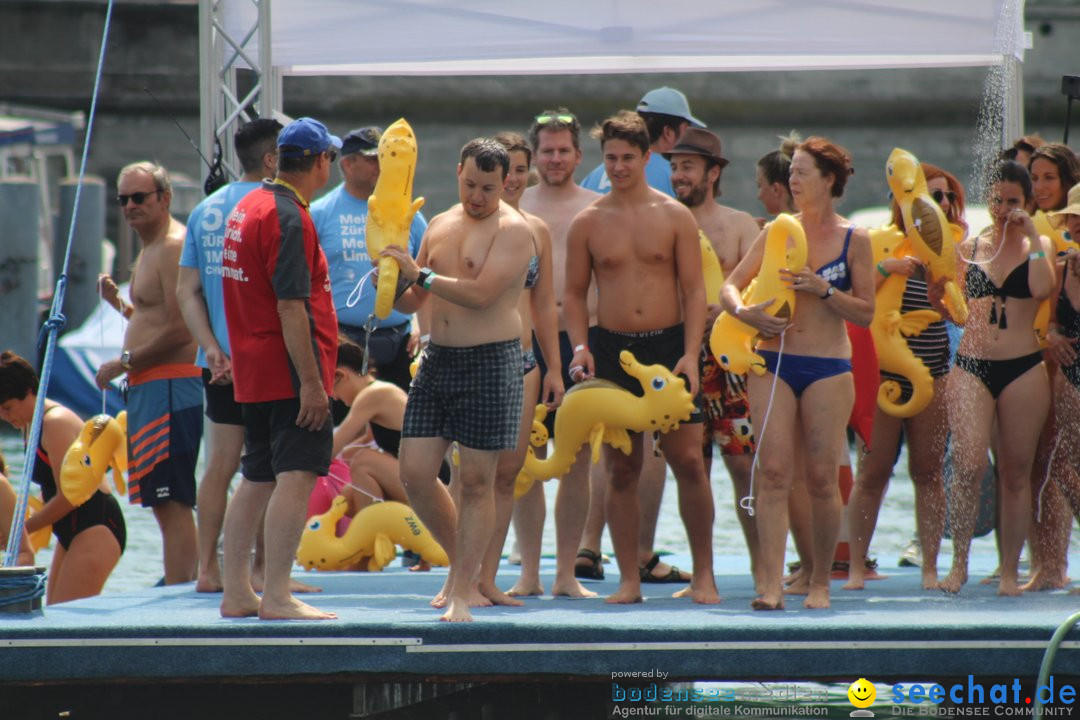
xmin=250 ymin=575 xmax=322 ymax=594
xmin=196 ymin=576 xmax=224 ymax=593
xmin=750 ymin=594 xmax=784 ymax=611
xmin=478 ymin=581 xmax=524 ymax=607
xmin=1021 ymin=569 xmax=1068 ymax=592
xmin=440 ymin=597 xmax=473 ymax=622
xmin=783 ymin=574 xmax=809 ymax=595
xmin=998 ymin=579 xmax=1024 ymax=597
xmin=258 ymin=596 xmax=337 ymax=620
xmin=507 ymin=578 xmax=546 ymax=597
xmin=220 ymin=590 xmax=260 ymax=618
xmin=431 ymin=576 xmax=451 ymax=608
xmin=921 ymin=569 xmax=940 ymax=590
xmin=672 ymin=580 xmax=721 ymax=605
xmin=468 ymin=586 xmax=494 ymax=608
xmin=938 ymin=568 xmax=968 ymax=594
xmin=842 ymin=571 xmax=865 ymax=591
xmin=551 ymin=578 xmax=597 ymax=598
xmin=606 ymin=584 xmax=643 ymax=604
xmin=803 ymin=584 xmax=830 ymax=609
xmin=979 ymin=566 xmax=1000 ymax=585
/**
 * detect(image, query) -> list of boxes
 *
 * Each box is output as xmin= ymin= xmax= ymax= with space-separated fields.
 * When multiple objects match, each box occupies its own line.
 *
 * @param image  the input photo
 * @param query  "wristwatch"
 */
xmin=416 ymin=268 xmax=433 ymax=288
xmin=120 ymin=350 xmax=133 ymax=371
xmin=820 ymin=286 xmax=835 ymax=299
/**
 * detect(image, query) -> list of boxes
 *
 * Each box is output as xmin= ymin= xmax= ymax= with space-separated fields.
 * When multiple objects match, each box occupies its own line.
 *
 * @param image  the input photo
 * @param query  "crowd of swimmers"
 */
xmin=2 ymin=87 xmax=1080 ymax=620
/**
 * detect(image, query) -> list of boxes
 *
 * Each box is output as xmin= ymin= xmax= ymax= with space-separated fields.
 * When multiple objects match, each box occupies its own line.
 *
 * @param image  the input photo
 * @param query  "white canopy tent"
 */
xmin=200 ymin=0 xmax=1026 ymax=176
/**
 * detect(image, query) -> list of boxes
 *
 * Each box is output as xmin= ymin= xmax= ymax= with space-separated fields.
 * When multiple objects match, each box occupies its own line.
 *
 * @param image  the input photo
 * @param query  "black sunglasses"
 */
xmin=931 ymin=189 xmax=957 ymax=205
xmin=116 ymin=190 xmax=162 ymax=206
xmin=325 ymin=149 xmax=338 ymax=163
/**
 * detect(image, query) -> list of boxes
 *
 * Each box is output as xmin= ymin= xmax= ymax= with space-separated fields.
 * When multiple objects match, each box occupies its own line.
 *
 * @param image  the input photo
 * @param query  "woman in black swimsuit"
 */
xmin=0 ymin=351 xmax=125 ymax=604
xmin=941 ymin=161 xmax=1056 ymax=596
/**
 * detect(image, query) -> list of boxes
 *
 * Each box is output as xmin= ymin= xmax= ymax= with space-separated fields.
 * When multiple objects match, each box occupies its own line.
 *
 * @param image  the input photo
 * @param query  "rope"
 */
xmin=1033 ymin=612 xmax=1080 ymax=720
xmin=4 ymin=0 xmax=116 ymax=567
xmin=958 ymin=217 xmax=1011 ymax=267
xmin=741 ymin=331 xmax=787 ymax=518
xmin=0 ymin=571 xmax=46 ymax=609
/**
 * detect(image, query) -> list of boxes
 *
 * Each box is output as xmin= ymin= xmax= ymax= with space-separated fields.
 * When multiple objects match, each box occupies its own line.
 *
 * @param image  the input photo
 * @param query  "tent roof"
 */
xmin=227 ymin=0 xmax=1022 ymax=76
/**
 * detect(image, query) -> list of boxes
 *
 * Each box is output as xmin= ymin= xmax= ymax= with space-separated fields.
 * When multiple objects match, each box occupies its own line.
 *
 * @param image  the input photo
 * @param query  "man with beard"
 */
xmin=666 ymin=127 xmax=764 ymax=592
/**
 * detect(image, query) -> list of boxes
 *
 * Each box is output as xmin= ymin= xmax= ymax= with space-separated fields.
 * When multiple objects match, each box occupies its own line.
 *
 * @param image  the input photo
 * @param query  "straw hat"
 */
xmin=1050 ymin=182 xmax=1080 ymax=229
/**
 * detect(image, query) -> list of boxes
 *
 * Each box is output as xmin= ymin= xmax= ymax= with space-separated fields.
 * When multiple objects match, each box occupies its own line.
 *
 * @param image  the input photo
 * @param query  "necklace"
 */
xmin=273 ymin=177 xmax=308 ymax=208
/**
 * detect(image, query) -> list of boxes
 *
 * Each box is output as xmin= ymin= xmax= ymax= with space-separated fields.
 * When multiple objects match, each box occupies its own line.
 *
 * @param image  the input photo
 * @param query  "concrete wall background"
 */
xmin=1 ymin=0 xmax=1077 ymax=248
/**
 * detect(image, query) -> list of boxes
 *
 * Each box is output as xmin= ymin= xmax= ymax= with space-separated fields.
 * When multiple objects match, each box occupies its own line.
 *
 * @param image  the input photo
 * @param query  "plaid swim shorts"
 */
xmin=403 ymin=338 xmax=524 ymax=451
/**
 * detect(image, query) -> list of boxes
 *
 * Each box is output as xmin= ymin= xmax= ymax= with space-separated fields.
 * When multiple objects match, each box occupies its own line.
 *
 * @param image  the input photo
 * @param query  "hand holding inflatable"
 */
xmin=365 ymin=119 xmax=426 ymax=319
xmin=296 ymin=497 xmax=448 ymax=572
xmin=59 ymin=414 xmax=127 ymax=507
xmin=885 ymin=148 xmax=968 ymax=324
xmin=709 ymin=213 xmax=807 ymax=375
xmin=514 ymin=351 xmax=694 ymax=497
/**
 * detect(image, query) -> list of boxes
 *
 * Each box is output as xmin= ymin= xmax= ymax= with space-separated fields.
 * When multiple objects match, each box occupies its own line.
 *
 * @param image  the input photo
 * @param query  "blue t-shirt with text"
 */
xmin=178 ymin=181 xmax=260 ymax=368
xmin=310 ymin=183 xmax=427 ymax=329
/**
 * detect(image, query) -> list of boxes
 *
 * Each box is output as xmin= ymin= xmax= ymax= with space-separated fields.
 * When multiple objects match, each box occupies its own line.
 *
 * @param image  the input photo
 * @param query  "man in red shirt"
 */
xmin=220 ymin=117 xmax=341 ymax=621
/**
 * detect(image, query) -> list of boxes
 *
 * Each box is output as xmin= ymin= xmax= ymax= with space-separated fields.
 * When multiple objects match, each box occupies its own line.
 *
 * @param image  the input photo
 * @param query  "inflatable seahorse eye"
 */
xmin=59 ymin=414 xmax=126 ymax=507
xmin=708 ymin=213 xmax=807 ymax=375
xmin=513 ymin=350 xmax=694 ymax=498
xmin=365 ymin=118 xmax=426 ymax=319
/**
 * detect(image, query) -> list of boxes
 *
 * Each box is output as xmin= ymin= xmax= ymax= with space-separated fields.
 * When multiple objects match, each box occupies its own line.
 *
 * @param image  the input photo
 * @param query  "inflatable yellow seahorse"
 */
xmin=708 ymin=213 xmax=807 ymax=375
xmin=26 ymin=495 xmax=50 ymax=551
xmin=365 ymin=119 xmax=426 ymax=319
xmin=700 ymin=229 xmax=725 ymax=306
xmin=868 ymin=225 xmax=941 ymax=418
xmin=59 ymin=414 xmax=126 ymax=507
xmin=513 ymin=350 xmax=694 ymax=498
xmin=885 ymin=148 xmax=968 ymax=325
xmin=296 ymin=497 xmax=448 ymax=572
xmin=1032 ymin=210 xmax=1077 ymax=347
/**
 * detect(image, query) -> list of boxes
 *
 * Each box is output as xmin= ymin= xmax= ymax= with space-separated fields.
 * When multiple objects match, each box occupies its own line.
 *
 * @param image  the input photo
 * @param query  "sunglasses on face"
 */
xmin=325 ymin=149 xmax=338 ymax=163
xmin=116 ymin=190 xmax=162 ymax=206
xmin=931 ymin=189 xmax=957 ymax=205
xmin=534 ymin=113 xmax=576 ymax=125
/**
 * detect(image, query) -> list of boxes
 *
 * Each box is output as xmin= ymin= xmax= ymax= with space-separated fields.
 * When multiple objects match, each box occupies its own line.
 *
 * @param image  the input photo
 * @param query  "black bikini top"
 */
xmin=964 ymin=240 xmax=1032 ymax=329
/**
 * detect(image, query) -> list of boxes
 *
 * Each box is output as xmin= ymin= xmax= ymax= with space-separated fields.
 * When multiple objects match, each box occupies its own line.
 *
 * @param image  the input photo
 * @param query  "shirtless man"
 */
xmin=96 ymin=162 xmax=200 ymax=585
xmin=565 ymin=111 xmax=719 ymax=605
xmin=666 ymin=127 xmax=763 ymax=590
xmin=513 ymin=110 xmax=601 ymax=597
xmin=384 ymin=138 xmax=534 ymax=622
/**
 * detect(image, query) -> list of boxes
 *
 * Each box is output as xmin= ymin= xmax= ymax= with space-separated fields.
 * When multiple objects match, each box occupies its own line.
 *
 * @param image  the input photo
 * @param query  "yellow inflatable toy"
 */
xmin=885 ymin=148 xmax=968 ymax=325
xmin=296 ymin=497 xmax=448 ymax=572
xmin=26 ymin=495 xmax=50 ymax=552
xmin=868 ymin=225 xmax=941 ymax=418
xmin=365 ymin=119 xmax=426 ymax=319
xmin=1035 ymin=209 xmax=1079 ymax=258
xmin=513 ymin=350 xmax=695 ymax=498
xmin=708 ymin=213 xmax=807 ymax=375
xmin=699 ymin=229 xmax=725 ymax=305
xmin=59 ymin=414 xmax=126 ymax=507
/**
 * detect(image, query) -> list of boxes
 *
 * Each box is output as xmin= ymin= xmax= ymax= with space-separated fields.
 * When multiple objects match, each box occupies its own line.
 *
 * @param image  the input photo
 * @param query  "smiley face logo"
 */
xmin=848 ymin=678 xmax=876 ymax=709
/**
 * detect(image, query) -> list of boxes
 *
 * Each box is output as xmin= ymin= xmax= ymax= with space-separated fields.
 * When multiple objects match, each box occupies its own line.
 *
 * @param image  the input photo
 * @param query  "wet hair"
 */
xmin=277 ymin=148 xmax=320 ymax=174
xmin=459 ymin=138 xmax=510 ymax=178
xmin=117 ymin=161 xmax=171 ymax=195
xmin=989 ymin=160 xmax=1033 ymax=202
xmin=757 ymin=131 xmax=801 ymax=192
xmin=796 ymin=137 xmax=853 ymax=198
xmin=1028 ymin=143 xmax=1080 ymax=210
xmin=591 ymin=111 xmax=650 ymax=156
xmin=637 ymin=111 xmax=687 ymax=146
xmin=493 ymin=131 xmax=532 ymax=167
xmin=0 ymin=351 xmax=38 ymax=404
xmin=527 ymin=108 xmax=582 ymax=152
xmin=335 ymin=335 xmax=374 ymax=376
xmin=235 ymin=118 xmax=283 ymax=174
xmin=890 ymin=162 xmax=968 ymax=233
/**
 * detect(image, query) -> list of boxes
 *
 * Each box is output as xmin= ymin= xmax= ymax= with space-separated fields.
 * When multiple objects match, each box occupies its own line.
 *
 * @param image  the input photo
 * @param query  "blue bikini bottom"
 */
xmin=757 ymin=350 xmax=852 ymax=398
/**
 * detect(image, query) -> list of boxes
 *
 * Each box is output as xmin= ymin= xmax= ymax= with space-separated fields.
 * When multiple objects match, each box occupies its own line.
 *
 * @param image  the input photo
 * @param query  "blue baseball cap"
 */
xmin=636 ymin=87 xmax=706 ymax=128
xmin=278 ymin=117 xmax=342 ymax=157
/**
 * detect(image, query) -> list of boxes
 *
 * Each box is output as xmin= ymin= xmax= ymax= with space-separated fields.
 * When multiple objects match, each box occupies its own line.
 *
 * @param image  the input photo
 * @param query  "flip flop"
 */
xmin=574 ymin=548 xmax=605 ymax=580
xmin=639 ymin=552 xmax=690 ymax=584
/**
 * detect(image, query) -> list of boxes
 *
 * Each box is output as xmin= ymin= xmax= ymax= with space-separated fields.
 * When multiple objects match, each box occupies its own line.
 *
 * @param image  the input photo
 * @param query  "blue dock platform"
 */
xmin=2 ymin=553 xmax=1079 ymax=719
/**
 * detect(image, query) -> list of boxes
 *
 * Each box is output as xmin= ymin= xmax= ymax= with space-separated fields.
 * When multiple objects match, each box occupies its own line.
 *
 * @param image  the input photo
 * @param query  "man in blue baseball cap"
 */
xmin=277 ymin=116 xmax=342 ymax=159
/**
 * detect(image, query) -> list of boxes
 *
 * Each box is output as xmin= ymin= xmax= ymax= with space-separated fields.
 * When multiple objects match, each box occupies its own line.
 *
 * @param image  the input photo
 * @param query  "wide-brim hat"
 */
xmin=662 ymin=127 xmax=729 ymax=168
xmin=1050 ymin=182 xmax=1080 ymax=230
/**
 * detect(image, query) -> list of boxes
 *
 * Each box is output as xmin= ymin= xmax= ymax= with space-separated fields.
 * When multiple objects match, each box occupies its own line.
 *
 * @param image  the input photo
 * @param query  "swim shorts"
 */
xmin=403 ymin=338 xmax=524 ymax=451
xmin=127 ymin=364 xmax=203 ymax=508
xmin=241 ymin=396 xmax=334 ymax=481
xmin=700 ymin=345 xmax=756 ymax=456
xmin=201 ymin=368 xmax=243 ymax=426
xmin=592 ymin=324 xmax=703 ymax=425
xmin=534 ymin=327 xmax=599 ymax=437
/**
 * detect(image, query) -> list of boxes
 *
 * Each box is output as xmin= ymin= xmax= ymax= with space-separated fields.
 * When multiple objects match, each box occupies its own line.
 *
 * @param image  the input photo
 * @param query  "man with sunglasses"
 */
xmin=219 ymin=117 xmax=341 ymax=621
xmin=95 ymin=161 xmax=202 ymax=586
xmin=311 ymin=126 xmax=428 ymax=393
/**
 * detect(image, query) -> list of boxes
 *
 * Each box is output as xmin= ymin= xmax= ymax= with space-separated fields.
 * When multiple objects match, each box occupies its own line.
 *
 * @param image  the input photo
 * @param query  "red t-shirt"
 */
xmin=222 ymin=180 xmax=338 ymax=403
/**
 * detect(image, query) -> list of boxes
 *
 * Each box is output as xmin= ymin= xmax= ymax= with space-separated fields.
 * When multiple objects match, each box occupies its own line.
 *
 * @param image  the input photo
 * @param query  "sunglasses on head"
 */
xmin=534 ymin=113 xmax=576 ymax=125
xmin=116 ymin=190 xmax=162 ymax=206
xmin=931 ymin=189 xmax=957 ymax=205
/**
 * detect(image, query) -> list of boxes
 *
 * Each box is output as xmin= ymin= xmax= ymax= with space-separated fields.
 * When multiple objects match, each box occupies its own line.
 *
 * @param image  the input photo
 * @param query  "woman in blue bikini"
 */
xmin=939 ymin=160 xmax=1056 ymax=596
xmin=721 ymin=137 xmax=874 ymax=610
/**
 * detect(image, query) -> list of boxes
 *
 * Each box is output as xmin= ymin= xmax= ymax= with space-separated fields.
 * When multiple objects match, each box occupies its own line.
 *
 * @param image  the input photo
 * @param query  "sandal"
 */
xmin=574 ymin=548 xmax=605 ymax=580
xmin=639 ymin=553 xmax=690 ymax=584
